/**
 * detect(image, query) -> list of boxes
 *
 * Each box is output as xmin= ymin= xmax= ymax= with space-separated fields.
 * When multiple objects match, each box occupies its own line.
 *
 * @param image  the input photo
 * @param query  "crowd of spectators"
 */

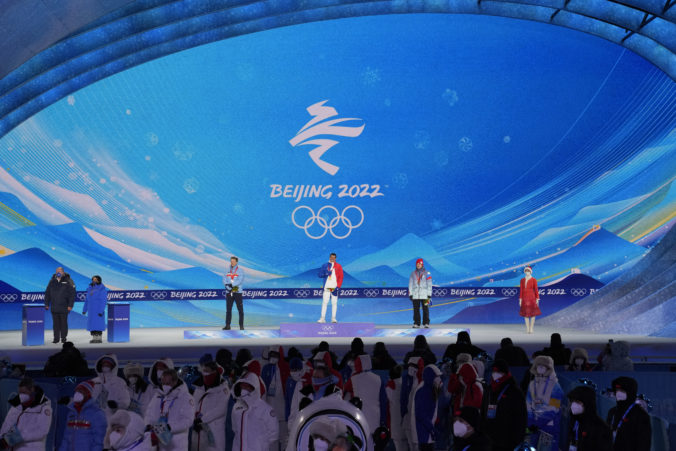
xmin=0 ymin=333 xmax=654 ymax=451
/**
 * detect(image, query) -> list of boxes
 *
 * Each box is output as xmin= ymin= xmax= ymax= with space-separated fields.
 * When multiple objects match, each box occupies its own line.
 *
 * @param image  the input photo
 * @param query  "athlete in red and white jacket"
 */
xmin=317 ymin=253 xmax=344 ymax=323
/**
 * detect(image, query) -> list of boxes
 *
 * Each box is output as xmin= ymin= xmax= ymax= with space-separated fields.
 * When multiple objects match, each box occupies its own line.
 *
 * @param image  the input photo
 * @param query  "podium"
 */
xmin=107 ymin=303 xmax=130 ymax=342
xmin=22 ymin=304 xmax=45 ymax=346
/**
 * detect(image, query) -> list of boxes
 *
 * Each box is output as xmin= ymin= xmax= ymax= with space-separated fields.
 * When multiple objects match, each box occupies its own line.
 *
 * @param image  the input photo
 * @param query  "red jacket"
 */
xmin=447 ymin=362 xmax=483 ymax=411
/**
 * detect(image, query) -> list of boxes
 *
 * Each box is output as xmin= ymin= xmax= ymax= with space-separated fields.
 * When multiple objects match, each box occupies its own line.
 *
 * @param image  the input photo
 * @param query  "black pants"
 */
xmin=411 ymin=298 xmax=430 ymax=326
xmin=226 ymin=292 xmax=244 ymax=329
xmin=52 ymin=312 xmax=69 ymax=341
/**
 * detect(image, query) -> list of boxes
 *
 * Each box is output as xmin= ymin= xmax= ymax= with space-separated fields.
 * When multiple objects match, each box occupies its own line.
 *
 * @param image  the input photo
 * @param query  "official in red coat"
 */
xmin=519 ymin=265 xmax=540 ymax=334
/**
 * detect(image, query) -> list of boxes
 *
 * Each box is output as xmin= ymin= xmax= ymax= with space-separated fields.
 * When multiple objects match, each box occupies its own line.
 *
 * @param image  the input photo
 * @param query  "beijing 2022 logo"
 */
xmin=289 ymin=100 xmax=365 ymax=176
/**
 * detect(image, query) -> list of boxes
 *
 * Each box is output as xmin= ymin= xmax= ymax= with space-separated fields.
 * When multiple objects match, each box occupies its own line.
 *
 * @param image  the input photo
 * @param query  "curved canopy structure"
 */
xmin=0 ymin=0 xmax=675 ymax=138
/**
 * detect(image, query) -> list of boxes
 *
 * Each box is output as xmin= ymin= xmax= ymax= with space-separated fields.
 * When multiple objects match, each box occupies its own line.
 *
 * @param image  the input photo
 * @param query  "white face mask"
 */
xmin=73 ymin=392 xmax=85 ymax=403
xmin=269 ymin=357 xmax=279 ymax=365
xmin=348 ymin=360 xmax=355 ymax=371
xmin=109 ymin=431 xmax=123 ymax=448
xmin=492 ymin=372 xmax=503 ymax=382
xmin=408 ymin=367 xmax=417 ymax=377
xmin=162 ymin=384 xmax=173 ymax=393
xmin=156 ymin=369 xmax=164 ymax=381
xmin=615 ymin=390 xmax=627 ymax=401
xmin=239 ymin=388 xmax=252 ymax=398
xmin=128 ymin=376 xmax=138 ymax=386
xmin=290 ymin=371 xmax=303 ymax=382
xmin=453 ymin=421 xmax=468 ymax=437
xmin=313 ymin=438 xmax=329 ymax=451
xmin=570 ymin=401 xmax=584 ymax=415
xmin=536 ymin=365 xmax=547 ymax=375
xmin=102 ymin=366 xmax=112 ymax=374
xmin=19 ymin=393 xmax=31 ymax=403
xmin=574 ymin=358 xmax=584 ymax=366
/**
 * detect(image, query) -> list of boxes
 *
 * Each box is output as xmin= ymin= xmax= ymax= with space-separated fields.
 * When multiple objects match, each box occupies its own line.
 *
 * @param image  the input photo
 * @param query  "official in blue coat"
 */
xmin=83 ymin=276 xmax=108 ymax=344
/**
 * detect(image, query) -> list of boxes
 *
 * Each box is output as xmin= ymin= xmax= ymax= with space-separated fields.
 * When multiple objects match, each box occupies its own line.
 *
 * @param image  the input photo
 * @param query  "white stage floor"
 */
xmin=2 ymin=324 xmax=675 ymax=368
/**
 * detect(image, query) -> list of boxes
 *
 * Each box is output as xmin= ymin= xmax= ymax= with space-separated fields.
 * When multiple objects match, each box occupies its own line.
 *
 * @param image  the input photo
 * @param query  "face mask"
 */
xmin=453 ymin=421 xmax=468 ymax=437
xmin=156 ymin=370 xmax=164 ymax=381
xmin=128 ymin=376 xmax=138 ymax=385
xmin=492 ymin=372 xmax=503 ymax=382
xmin=570 ymin=401 xmax=584 ymax=415
xmin=536 ymin=365 xmax=547 ymax=375
xmin=162 ymin=384 xmax=173 ymax=393
xmin=239 ymin=388 xmax=252 ymax=398
xmin=290 ymin=371 xmax=303 ymax=382
xmin=269 ymin=357 xmax=279 ymax=365
xmin=56 ymin=272 xmax=62 ymax=278
xmin=73 ymin=392 xmax=85 ymax=403
xmin=19 ymin=393 xmax=31 ymax=404
xmin=109 ymin=431 xmax=123 ymax=448
xmin=348 ymin=360 xmax=355 ymax=371
xmin=615 ymin=390 xmax=627 ymax=401
xmin=313 ymin=438 xmax=329 ymax=451
xmin=408 ymin=367 xmax=417 ymax=377
xmin=574 ymin=358 xmax=584 ymax=366
xmin=102 ymin=366 xmax=112 ymax=373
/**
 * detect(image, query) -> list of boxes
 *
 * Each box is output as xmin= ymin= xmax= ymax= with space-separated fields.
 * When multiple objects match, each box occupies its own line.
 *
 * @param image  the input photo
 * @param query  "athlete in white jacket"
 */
xmin=191 ymin=361 xmax=230 ymax=451
xmin=231 ymin=371 xmax=278 ymax=451
xmin=105 ymin=409 xmax=151 ymax=451
xmin=0 ymin=378 xmax=52 ymax=451
xmin=144 ymin=369 xmax=195 ymax=451
xmin=94 ymin=354 xmax=131 ymax=419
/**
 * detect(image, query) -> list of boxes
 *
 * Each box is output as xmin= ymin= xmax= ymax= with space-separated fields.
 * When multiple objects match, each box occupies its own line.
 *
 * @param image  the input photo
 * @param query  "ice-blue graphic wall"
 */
xmin=0 ymin=12 xmax=674 ymax=331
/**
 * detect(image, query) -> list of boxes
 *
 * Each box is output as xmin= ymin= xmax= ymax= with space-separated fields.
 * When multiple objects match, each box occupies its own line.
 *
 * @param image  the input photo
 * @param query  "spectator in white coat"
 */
xmin=105 ymin=409 xmax=150 ymax=451
xmin=0 ymin=377 xmax=52 ymax=451
xmin=261 ymin=346 xmax=290 ymax=451
xmin=149 ymin=358 xmax=175 ymax=396
xmin=231 ymin=371 xmax=278 ymax=451
xmin=145 ymin=369 xmax=195 ymax=451
xmin=343 ymin=354 xmax=386 ymax=436
xmin=385 ymin=366 xmax=406 ymax=451
xmin=124 ymin=363 xmax=154 ymax=418
xmin=191 ymin=357 xmax=230 ymax=451
xmin=94 ymin=354 xmax=131 ymax=418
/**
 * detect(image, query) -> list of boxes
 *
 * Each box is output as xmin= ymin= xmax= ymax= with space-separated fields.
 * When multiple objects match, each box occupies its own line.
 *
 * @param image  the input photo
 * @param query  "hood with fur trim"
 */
xmin=570 ymin=348 xmax=589 ymax=364
xmin=95 ymin=354 xmax=119 ymax=376
xmin=149 ymin=358 xmax=175 ymax=387
xmin=108 ymin=409 xmax=145 ymax=449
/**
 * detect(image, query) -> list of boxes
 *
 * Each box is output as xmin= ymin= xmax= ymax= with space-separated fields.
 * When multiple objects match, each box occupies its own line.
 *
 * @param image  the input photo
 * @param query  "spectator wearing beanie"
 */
xmin=124 ymin=362 xmax=153 ymax=417
xmin=0 ymin=377 xmax=52 ymax=451
xmin=192 ymin=354 xmax=230 ymax=451
xmin=567 ymin=385 xmax=612 ymax=451
xmin=452 ymin=406 xmax=491 ymax=451
xmin=483 ymin=359 xmax=527 ymax=451
xmin=526 ymin=355 xmax=564 ymax=450
xmin=607 ymin=376 xmax=651 ymax=451
xmin=60 ymin=380 xmax=107 ymax=451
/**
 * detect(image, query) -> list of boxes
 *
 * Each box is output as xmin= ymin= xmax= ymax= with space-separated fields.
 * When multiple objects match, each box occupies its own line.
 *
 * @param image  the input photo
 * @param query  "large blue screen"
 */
xmin=0 ymin=14 xmax=674 ymax=328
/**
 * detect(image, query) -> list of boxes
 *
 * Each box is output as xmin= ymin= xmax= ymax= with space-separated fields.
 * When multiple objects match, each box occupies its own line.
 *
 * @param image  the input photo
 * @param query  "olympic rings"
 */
xmin=501 ymin=288 xmax=518 ymax=297
xmin=363 ymin=289 xmax=380 ymax=298
xmin=294 ymin=289 xmax=311 ymax=298
xmin=292 ymin=205 xmax=364 ymax=239
xmin=571 ymin=288 xmax=587 ymax=297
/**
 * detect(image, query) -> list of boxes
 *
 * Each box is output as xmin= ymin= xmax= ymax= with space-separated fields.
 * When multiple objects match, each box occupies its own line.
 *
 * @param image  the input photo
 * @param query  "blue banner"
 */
xmin=0 ymin=285 xmax=603 ymax=303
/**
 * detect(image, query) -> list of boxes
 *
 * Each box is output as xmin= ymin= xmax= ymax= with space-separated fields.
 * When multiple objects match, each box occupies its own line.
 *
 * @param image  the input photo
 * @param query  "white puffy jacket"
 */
xmin=191 ymin=379 xmax=230 ymax=451
xmin=231 ymin=372 xmax=278 ymax=451
xmin=144 ymin=381 xmax=195 ymax=451
xmin=0 ymin=389 xmax=52 ymax=451
xmin=94 ymin=354 xmax=131 ymax=416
